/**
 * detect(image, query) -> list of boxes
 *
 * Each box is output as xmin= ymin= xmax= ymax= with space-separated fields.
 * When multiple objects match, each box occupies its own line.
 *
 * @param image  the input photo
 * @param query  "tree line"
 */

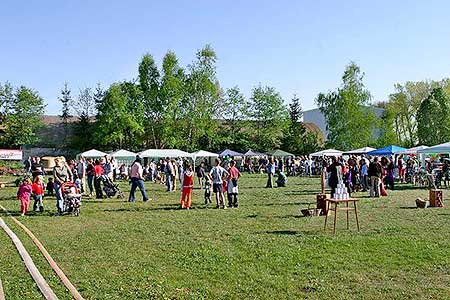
xmin=0 ymin=45 xmax=320 ymax=155
xmin=2 ymin=46 xmax=449 ymax=154
xmin=316 ymin=62 xmax=450 ymax=151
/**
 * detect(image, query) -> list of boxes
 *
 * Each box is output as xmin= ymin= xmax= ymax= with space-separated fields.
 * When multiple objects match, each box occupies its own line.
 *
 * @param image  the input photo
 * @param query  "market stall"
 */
xmin=310 ymin=149 xmax=343 ymax=157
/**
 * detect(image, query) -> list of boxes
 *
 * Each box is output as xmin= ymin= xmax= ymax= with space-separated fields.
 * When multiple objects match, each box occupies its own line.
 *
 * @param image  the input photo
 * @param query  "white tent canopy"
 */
xmin=395 ymin=145 xmax=429 ymax=155
xmin=417 ymin=142 xmax=450 ymax=154
xmin=110 ymin=149 xmax=137 ymax=158
xmin=343 ymin=147 xmax=376 ymax=155
xmin=138 ymin=149 xmax=192 ymax=158
xmin=192 ymin=150 xmax=219 ymax=158
xmin=310 ymin=149 xmax=343 ymax=157
xmin=78 ymin=149 xmax=107 ymax=158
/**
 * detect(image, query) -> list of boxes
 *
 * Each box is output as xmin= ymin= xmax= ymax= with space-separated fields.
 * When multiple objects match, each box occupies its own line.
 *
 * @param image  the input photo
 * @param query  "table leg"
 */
xmin=346 ymin=201 xmax=349 ymax=229
xmin=333 ymin=202 xmax=338 ymax=234
xmin=354 ymin=201 xmax=360 ymax=231
xmin=324 ymin=200 xmax=329 ymax=231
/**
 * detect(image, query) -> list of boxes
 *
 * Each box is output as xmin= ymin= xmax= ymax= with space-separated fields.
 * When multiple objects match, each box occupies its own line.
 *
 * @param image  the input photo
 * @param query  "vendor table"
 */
xmin=324 ymin=198 xmax=360 ymax=234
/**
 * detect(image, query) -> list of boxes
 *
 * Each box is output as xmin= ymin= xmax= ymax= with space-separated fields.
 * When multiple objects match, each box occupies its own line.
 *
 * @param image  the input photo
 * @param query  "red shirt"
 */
xmin=94 ymin=165 xmax=104 ymax=177
xmin=183 ymin=171 xmax=194 ymax=188
xmin=228 ymin=166 xmax=241 ymax=179
xmin=32 ymin=183 xmax=44 ymax=195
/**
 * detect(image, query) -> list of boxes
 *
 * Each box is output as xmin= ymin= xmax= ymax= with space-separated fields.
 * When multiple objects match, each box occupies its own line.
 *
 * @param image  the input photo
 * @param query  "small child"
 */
xmin=32 ymin=175 xmax=45 ymax=212
xmin=180 ymin=164 xmax=194 ymax=209
xmin=204 ymin=177 xmax=212 ymax=205
xmin=46 ymin=177 xmax=54 ymax=196
xmin=17 ymin=177 xmax=32 ymax=216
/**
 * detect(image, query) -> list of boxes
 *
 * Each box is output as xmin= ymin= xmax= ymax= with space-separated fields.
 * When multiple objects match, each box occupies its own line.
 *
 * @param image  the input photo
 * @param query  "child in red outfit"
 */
xmin=180 ymin=164 xmax=194 ymax=209
xmin=32 ymin=175 xmax=45 ymax=212
xmin=17 ymin=177 xmax=32 ymax=216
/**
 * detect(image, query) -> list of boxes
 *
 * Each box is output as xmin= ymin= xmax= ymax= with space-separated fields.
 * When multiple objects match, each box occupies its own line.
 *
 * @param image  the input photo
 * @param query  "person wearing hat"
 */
xmin=129 ymin=156 xmax=150 ymax=202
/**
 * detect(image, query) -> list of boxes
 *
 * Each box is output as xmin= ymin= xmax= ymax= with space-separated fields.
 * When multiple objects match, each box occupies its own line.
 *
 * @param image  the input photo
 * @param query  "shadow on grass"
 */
xmin=284 ymin=190 xmax=321 ymax=196
xmin=399 ymin=206 xmax=418 ymax=209
xmin=266 ymin=230 xmax=299 ymax=235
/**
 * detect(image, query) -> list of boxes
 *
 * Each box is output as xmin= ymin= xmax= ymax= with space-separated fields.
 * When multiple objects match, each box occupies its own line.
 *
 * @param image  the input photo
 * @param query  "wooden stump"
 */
xmin=429 ymin=189 xmax=443 ymax=207
xmin=316 ymin=194 xmax=330 ymax=216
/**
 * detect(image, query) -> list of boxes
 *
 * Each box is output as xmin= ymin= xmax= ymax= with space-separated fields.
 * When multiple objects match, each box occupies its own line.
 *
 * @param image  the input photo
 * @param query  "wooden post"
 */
xmin=321 ymin=170 xmax=325 ymax=194
xmin=0 ymin=277 xmax=5 ymax=300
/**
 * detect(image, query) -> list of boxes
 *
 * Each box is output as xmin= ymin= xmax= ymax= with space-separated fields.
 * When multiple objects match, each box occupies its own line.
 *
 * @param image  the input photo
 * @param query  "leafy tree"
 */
xmin=0 ymin=86 xmax=45 ymax=147
xmin=159 ymin=51 xmax=185 ymax=148
xmin=248 ymin=84 xmax=288 ymax=151
xmin=138 ymin=53 xmax=161 ymax=148
xmin=316 ymin=62 xmax=375 ymax=150
xmin=417 ymin=87 xmax=450 ymax=145
xmin=94 ymin=83 xmax=144 ymax=149
xmin=119 ymin=81 xmax=145 ymax=150
xmin=216 ymin=86 xmax=253 ymax=150
xmin=182 ymin=45 xmax=221 ymax=151
xmin=59 ymin=82 xmax=72 ymax=148
xmin=374 ymin=101 xmax=399 ymax=147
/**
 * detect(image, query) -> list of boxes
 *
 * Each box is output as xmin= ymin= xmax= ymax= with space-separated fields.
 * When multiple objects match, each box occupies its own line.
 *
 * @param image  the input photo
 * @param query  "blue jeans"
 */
xmin=165 ymin=173 xmax=173 ymax=191
xmin=87 ymin=175 xmax=94 ymax=194
xmin=129 ymin=177 xmax=149 ymax=202
xmin=54 ymin=182 xmax=64 ymax=212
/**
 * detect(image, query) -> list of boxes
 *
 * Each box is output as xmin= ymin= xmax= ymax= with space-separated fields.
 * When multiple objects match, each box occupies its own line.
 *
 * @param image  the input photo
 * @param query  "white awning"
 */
xmin=310 ymin=149 xmax=343 ymax=157
xmin=78 ymin=149 xmax=107 ymax=158
xmin=138 ymin=149 xmax=192 ymax=158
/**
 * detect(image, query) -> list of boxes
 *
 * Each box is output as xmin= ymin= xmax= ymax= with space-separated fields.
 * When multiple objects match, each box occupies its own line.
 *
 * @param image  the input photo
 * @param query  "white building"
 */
xmin=302 ymin=107 xmax=385 ymax=140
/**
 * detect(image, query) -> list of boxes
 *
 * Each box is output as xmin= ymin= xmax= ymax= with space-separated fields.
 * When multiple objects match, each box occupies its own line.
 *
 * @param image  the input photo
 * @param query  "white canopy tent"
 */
xmin=110 ymin=149 xmax=137 ymax=158
xmin=395 ymin=145 xmax=429 ymax=155
xmin=191 ymin=150 xmax=219 ymax=165
xmin=192 ymin=150 xmax=219 ymax=159
xmin=310 ymin=149 xmax=343 ymax=157
xmin=343 ymin=147 xmax=376 ymax=155
xmin=138 ymin=149 xmax=192 ymax=158
xmin=417 ymin=142 xmax=450 ymax=154
xmin=78 ymin=149 xmax=107 ymax=158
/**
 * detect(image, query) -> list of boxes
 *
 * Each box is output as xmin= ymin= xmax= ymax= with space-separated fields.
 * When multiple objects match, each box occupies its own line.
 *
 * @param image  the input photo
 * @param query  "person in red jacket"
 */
xmin=180 ymin=163 xmax=194 ymax=209
xmin=32 ymin=175 xmax=45 ymax=212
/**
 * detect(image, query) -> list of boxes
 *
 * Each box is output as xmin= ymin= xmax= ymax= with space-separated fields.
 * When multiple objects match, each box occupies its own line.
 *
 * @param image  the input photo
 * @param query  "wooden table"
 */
xmin=324 ymin=198 xmax=360 ymax=234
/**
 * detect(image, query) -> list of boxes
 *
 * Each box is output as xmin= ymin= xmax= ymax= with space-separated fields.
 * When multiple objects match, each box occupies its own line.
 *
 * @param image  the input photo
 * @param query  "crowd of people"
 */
xmin=17 ymin=152 xmax=440 ymax=216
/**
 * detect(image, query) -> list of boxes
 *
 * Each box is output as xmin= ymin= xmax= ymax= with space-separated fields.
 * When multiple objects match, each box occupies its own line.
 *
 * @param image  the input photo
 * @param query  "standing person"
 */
xmin=93 ymin=159 xmax=104 ymax=199
xmin=32 ymin=175 xmax=45 ymax=212
xmin=171 ymin=159 xmax=178 ymax=191
xmin=180 ymin=163 xmax=194 ymax=209
xmin=129 ymin=156 xmax=149 ymax=202
xmin=24 ymin=156 xmax=32 ymax=174
xmin=227 ymin=160 xmax=241 ymax=208
xmin=102 ymin=156 xmax=113 ymax=181
xmin=209 ymin=158 xmax=229 ymax=209
xmin=76 ymin=158 xmax=86 ymax=194
xmin=53 ymin=158 xmax=73 ymax=215
xmin=360 ymin=159 xmax=369 ymax=192
xmin=368 ymin=157 xmax=382 ymax=198
xmin=86 ymin=158 xmax=95 ymax=197
xmin=17 ymin=177 xmax=32 ymax=216
xmin=31 ymin=157 xmax=44 ymax=180
xmin=196 ymin=163 xmax=205 ymax=189
xmin=265 ymin=157 xmax=275 ymax=188
xmin=327 ymin=157 xmax=341 ymax=197
xmin=46 ymin=177 xmax=54 ymax=196
xmin=110 ymin=156 xmax=118 ymax=181
xmin=164 ymin=157 xmax=174 ymax=192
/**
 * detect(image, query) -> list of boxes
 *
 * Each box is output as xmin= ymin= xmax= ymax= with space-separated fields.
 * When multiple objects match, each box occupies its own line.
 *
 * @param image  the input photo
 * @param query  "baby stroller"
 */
xmin=61 ymin=182 xmax=81 ymax=216
xmin=101 ymin=175 xmax=125 ymax=199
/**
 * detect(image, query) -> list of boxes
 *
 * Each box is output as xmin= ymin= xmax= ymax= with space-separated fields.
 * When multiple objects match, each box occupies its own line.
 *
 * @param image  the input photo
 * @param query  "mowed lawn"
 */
xmin=2 ymin=174 xmax=450 ymax=299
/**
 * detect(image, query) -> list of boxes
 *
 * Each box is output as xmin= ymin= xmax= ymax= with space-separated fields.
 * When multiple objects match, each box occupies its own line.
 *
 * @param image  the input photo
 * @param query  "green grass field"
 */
xmin=1 ymin=174 xmax=450 ymax=299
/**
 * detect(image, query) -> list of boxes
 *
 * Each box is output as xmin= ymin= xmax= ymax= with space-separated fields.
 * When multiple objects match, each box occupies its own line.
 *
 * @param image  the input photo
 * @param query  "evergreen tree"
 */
xmin=59 ymin=82 xmax=72 ymax=149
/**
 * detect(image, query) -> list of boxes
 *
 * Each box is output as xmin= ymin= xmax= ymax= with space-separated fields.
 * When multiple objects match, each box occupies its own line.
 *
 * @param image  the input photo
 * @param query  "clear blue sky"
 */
xmin=1 ymin=0 xmax=450 ymax=115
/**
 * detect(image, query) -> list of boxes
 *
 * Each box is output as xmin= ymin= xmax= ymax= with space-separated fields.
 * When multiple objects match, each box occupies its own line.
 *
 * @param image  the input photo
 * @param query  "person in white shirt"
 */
xmin=128 ymin=156 xmax=149 ymax=202
xmin=209 ymin=158 xmax=229 ymax=209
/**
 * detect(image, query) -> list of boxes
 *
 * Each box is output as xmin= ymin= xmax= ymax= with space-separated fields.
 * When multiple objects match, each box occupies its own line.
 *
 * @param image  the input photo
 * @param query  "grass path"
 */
xmin=1 ymin=175 xmax=450 ymax=299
